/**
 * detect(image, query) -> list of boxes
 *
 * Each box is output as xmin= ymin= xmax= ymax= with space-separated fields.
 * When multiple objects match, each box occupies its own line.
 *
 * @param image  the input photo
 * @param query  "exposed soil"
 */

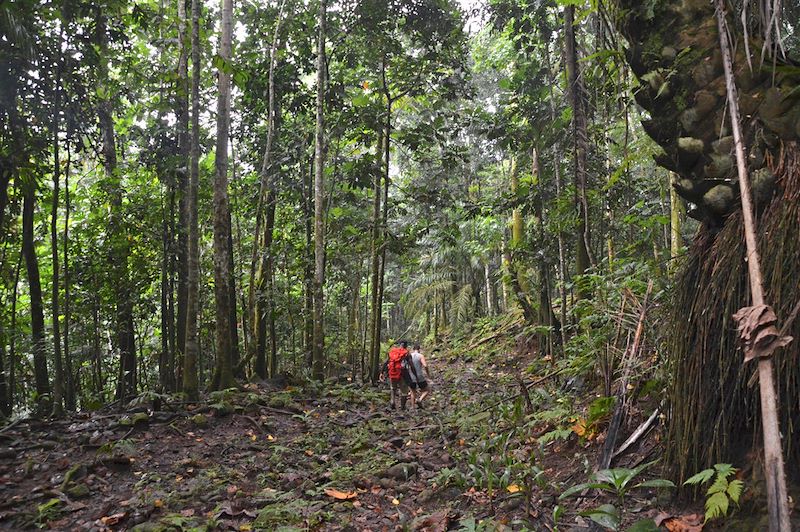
xmin=0 ymin=327 xmax=708 ymax=531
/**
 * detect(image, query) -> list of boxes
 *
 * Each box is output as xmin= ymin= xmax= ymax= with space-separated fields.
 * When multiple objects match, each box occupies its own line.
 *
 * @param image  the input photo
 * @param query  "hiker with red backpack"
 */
xmin=379 ymin=340 xmax=418 ymax=411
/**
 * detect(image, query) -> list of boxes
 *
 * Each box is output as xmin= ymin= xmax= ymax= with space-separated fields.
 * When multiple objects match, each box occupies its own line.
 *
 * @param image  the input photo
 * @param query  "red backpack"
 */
xmin=387 ymin=347 xmax=409 ymax=382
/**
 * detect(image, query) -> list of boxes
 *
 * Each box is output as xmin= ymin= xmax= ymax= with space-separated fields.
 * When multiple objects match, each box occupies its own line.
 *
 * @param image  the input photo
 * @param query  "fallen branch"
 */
xmin=612 ymin=405 xmax=661 ymax=460
xmin=240 ymin=415 xmax=265 ymax=434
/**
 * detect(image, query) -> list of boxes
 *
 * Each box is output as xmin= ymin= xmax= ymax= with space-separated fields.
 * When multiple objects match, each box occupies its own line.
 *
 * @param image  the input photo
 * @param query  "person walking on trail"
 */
xmin=408 ymin=344 xmax=432 ymax=408
xmin=380 ymin=340 xmax=417 ymax=411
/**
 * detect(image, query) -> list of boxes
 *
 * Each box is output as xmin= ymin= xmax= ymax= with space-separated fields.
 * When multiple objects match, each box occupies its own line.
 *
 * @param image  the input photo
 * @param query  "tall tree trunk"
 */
xmin=303 ymin=154 xmax=314 ymax=369
xmin=311 ymin=0 xmax=327 ymax=381
xmin=183 ymin=0 xmax=201 ymax=400
xmin=532 ymin=148 xmax=561 ymax=352
xmin=564 ymin=5 xmax=593 ymax=298
xmin=250 ymin=4 xmax=285 ymax=378
xmin=7 ymin=257 xmax=21 ymax=413
xmin=228 ymin=227 xmax=240 ymax=373
xmin=160 ymin=185 xmax=173 ymax=391
xmin=63 ymin=145 xmax=75 ymax=409
xmin=22 ymin=189 xmax=50 ymax=409
xmin=368 ymin=127 xmax=384 ymax=382
xmin=0 ymin=330 xmax=6 ymax=417
xmin=50 ymin=52 xmax=64 ymax=416
xmin=210 ymin=0 xmax=236 ymax=390
xmin=508 ymin=157 xmax=535 ymax=322
xmin=97 ymin=16 xmax=136 ymax=402
xmin=176 ymin=0 xmax=190 ymax=376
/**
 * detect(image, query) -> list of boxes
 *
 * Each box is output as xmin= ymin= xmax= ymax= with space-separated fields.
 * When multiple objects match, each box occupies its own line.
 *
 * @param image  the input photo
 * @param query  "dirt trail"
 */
xmin=0 ymin=342 xmax=523 ymax=531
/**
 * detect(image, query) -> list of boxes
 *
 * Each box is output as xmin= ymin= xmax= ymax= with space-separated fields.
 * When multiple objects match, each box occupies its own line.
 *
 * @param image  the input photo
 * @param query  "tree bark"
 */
xmin=368 ymin=127 xmax=384 ymax=382
xmin=176 ymin=0 xmax=190 ymax=375
xmin=7 ymin=257 xmax=21 ymax=413
xmin=210 ymin=0 xmax=236 ymax=390
xmin=96 ymin=16 xmax=137 ymax=402
xmin=508 ymin=157 xmax=535 ymax=322
xmin=564 ymin=5 xmax=593 ymax=298
xmin=182 ymin=0 xmax=201 ymax=400
xmin=311 ymin=0 xmax=327 ymax=381
xmin=63 ymin=145 xmax=75 ymax=409
xmin=22 ymin=188 xmax=50 ymax=409
xmin=50 ymin=49 xmax=64 ymax=416
xmin=250 ymin=3 xmax=286 ymax=378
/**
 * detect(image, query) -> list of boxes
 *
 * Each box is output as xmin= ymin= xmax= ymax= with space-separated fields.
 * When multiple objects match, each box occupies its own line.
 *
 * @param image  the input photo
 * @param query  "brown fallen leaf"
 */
xmin=413 ymin=509 xmax=449 ymax=532
xmin=99 ymin=512 xmax=128 ymax=526
xmin=654 ymin=512 xmax=704 ymax=532
xmin=324 ymin=487 xmax=357 ymax=500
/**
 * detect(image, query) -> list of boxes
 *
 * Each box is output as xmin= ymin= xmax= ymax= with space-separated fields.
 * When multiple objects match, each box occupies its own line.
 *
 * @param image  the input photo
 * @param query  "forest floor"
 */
xmin=0 ymin=316 xmax=720 ymax=531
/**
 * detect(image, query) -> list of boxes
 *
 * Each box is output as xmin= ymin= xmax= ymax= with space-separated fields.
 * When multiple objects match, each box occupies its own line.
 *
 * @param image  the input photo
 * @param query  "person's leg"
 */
xmin=417 ymin=381 xmax=429 ymax=403
xmin=399 ymin=381 xmax=409 ymax=410
xmin=390 ymin=380 xmax=398 ymax=409
xmin=408 ymin=383 xmax=417 ymax=411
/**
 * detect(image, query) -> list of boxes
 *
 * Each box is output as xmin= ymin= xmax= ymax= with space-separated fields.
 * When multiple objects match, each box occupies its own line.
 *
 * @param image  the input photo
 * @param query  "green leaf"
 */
xmin=713 ymin=463 xmax=736 ymax=480
xmin=726 ymin=479 xmax=743 ymax=503
xmin=683 ymin=468 xmax=714 ymax=485
xmin=705 ymin=491 xmax=729 ymax=520
xmin=636 ymin=479 xmax=676 ymax=489
xmin=628 ymin=519 xmax=659 ymax=532
xmin=553 ymin=504 xmax=564 ymax=523
xmin=559 ymin=483 xmax=593 ymax=499
xmin=351 ymin=93 xmax=370 ymax=107
xmin=580 ymin=504 xmax=619 ymax=531
xmin=706 ymin=474 xmax=729 ymax=495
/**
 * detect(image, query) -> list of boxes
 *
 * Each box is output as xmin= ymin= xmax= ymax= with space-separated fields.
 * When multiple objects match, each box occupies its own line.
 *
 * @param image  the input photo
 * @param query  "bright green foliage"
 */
xmin=560 ymin=461 xmax=675 ymax=530
xmin=684 ymin=463 xmax=744 ymax=522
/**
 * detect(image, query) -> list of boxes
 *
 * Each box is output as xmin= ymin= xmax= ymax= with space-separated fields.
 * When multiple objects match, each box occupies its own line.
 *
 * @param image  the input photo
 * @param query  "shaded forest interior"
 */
xmin=1 ymin=0 xmax=800 ymax=529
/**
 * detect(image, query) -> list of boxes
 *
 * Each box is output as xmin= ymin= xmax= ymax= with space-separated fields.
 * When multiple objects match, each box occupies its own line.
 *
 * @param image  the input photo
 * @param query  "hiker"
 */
xmin=379 ymin=340 xmax=416 ymax=411
xmin=408 ymin=344 xmax=432 ymax=408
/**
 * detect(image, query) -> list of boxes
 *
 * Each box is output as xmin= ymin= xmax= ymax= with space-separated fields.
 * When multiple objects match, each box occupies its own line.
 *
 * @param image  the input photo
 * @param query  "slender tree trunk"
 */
xmin=22 ymin=189 xmax=50 ymax=409
xmin=210 ymin=0 xmax=236 ymax=390
xmin=228 ymin=226 xmax=240 ymax=373
xmin=368 ymin=127 xmax=384 ymax=382
xmin=63 ymin=146 xmax=75 ymax=408
xmin=715 ymin=4 xmax=790 ymax=527
xmin=250 ymin=5 xmax=285 ymax=378
xmin=564 ymin=5 xmax=593 ymax=298
xmin=304 ymin=155 xmax=314 ymax=369
xmin=183 ymin=0 xmax=201 ymax=400
xmin=176 ymin=0 xmax=190 ymax=374
xmin=484 ymin=261 xmax=493 ymax=317
xmin=0 ymin=331 xmax=6 ymax=417
xmin=50 ymin=45 xmax=64 ymax=416
xmin=160 ymin=184 xmax=172 ymax=391
xmin=532 ymin=148 xmax=561 ymax=351
xmin=508 ymin=157 xmax=535 ymax=322
xmin=97 ymin=16 xmax=136 ymax=402
xmin=8 ymin=257 xmax=21 ymax=413
xmin=311 ymin=0 xmax=327 ymax=381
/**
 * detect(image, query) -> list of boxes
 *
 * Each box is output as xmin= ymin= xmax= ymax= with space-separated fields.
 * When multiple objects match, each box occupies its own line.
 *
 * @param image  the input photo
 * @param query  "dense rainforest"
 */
xmin=1 ymin=0 xmax=799 ymax=529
